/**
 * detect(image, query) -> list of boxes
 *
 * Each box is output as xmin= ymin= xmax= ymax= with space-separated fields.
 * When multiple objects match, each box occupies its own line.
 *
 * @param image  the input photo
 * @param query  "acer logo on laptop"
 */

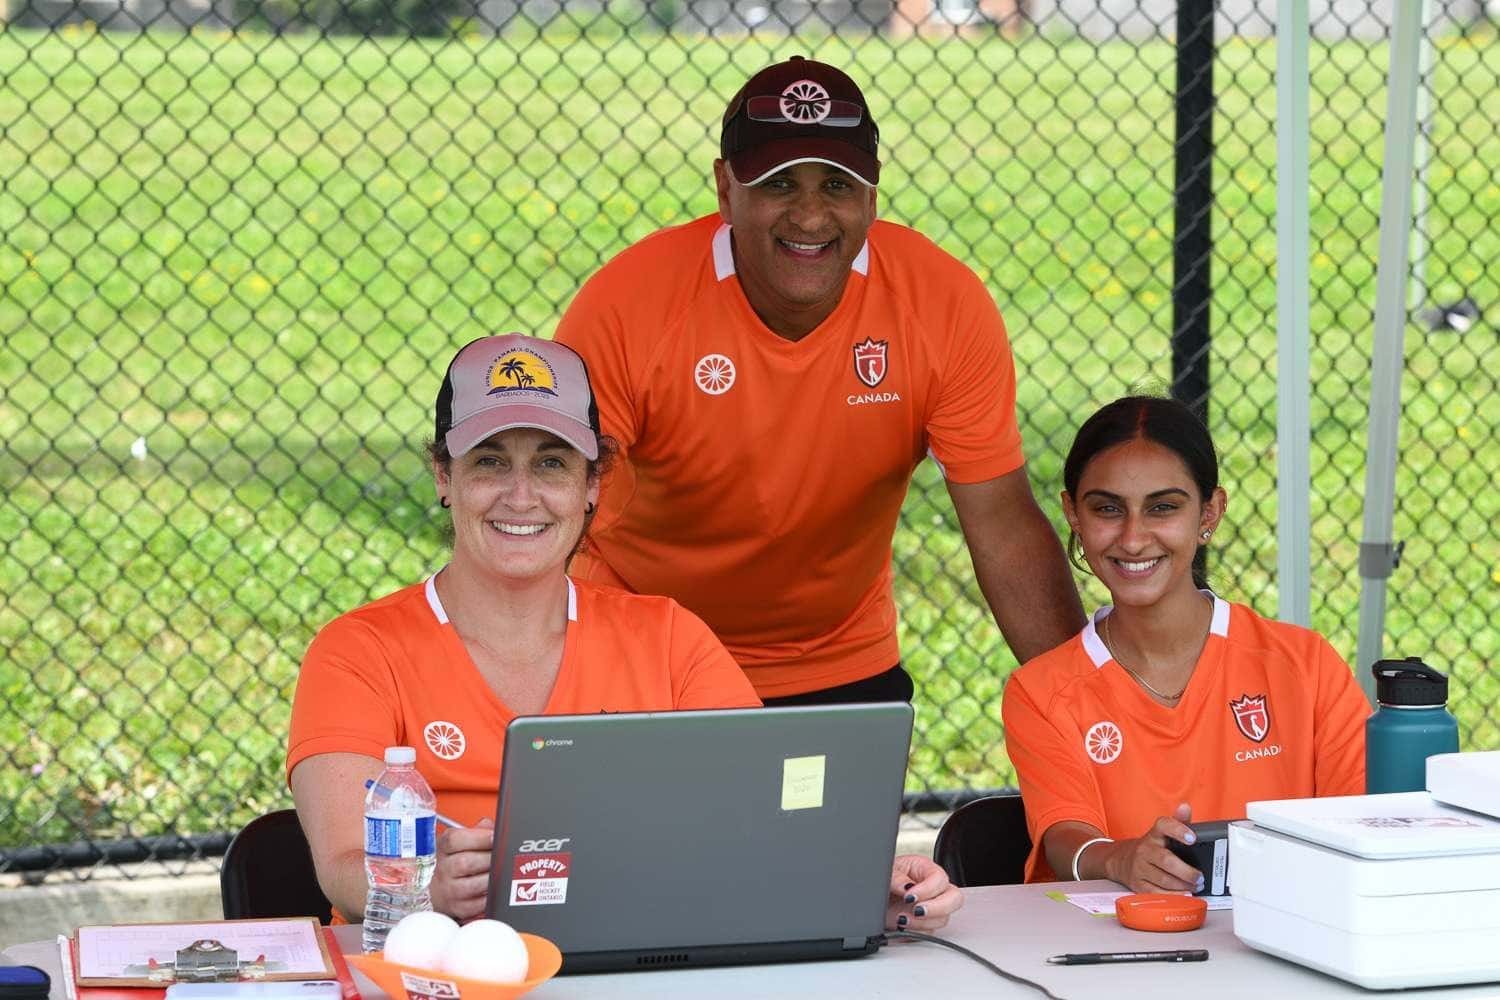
xmin=518 ymin=837 xmax=571 ymax=853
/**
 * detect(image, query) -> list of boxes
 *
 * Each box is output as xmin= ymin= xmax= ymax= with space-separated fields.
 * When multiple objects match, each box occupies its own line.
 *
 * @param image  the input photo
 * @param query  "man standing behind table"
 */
xmin=555 ymin=55 xmax=1084 ymax=705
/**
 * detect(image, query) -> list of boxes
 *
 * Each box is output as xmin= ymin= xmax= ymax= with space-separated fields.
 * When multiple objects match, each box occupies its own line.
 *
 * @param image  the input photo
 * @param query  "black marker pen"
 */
xmin=1046 ymin=949 xmax=1209 ymax=966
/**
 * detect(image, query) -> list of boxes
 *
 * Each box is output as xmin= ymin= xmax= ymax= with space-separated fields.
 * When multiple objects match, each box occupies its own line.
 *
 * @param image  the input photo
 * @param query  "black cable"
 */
xmin=882 ymin=930 xmax=1067 ymax=1000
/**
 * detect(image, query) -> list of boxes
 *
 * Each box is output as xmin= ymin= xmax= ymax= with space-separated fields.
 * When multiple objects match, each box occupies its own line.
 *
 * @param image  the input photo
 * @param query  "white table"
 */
xmin=9 ymin=882 xmax=1500 ymax=999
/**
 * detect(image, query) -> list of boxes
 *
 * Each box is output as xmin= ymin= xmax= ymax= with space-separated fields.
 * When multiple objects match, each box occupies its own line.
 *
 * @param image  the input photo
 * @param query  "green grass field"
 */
xmin=0 ymin=23 xmax=1496 ymax=850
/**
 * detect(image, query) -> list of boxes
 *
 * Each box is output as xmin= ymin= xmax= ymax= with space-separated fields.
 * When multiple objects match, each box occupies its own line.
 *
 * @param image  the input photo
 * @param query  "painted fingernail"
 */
xmin=903 ymin=882 xmax=915 ymax=891
xmin=1195 ymin=875 xmax=1205 ymax=890
xmin=896 ymin=915 xmax=908 ymax=928
xmin=903 ymin=893 xmax=917 ymax=904
xmin=1185 ymin=832 xmax=1196 ymax=844
xmin=914 ymin=905 xmax=927 ymax=917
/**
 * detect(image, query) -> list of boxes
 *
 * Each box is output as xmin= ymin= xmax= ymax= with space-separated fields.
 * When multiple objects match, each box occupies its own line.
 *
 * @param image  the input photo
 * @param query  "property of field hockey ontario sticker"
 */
xmin=510 ymin=841 xmax=571 ymax=906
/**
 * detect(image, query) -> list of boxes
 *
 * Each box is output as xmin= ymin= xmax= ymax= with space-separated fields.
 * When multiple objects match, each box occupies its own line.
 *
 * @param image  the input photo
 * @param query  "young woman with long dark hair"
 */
xmin=1003 ymin=396 xmax=1368 ymax=892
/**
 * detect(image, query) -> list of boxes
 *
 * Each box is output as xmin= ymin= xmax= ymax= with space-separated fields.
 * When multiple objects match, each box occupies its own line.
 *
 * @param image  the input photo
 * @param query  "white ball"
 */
xmin=382 ymin=911 xmax=460 ymax=970
xmin=440 ymin=919 xmax=529 ymax=984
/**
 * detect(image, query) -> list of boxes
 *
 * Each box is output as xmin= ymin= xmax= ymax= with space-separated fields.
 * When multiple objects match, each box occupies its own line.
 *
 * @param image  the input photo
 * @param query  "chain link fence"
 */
xmin=1 ymin=0 xmax=1496 ymax=875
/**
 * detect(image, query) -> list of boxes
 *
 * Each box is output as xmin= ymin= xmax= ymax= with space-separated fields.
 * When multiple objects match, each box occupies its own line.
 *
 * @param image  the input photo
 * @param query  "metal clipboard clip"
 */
xmin=122 ymin=940 xmax=285 ymax=983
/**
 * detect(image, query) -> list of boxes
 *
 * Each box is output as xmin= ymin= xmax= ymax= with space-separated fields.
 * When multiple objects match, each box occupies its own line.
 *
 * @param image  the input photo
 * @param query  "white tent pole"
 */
xmin=1276 ymin=0 xmax=1312 ymax=627
xmin=1409 ymin=12 xmax=1435 ymax=307
xmin=1356 ymin=0 xmax=1428 ymax=703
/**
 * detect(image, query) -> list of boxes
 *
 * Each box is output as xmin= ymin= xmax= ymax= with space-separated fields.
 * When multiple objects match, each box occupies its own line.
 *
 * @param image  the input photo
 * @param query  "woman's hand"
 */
xmin=429 ymin=819 xmax=496 ymax=923
xmin=1099 ymin=803 xmax=1202 ymax=894
xmin=886 ymin=854 xmax=964 ymax=932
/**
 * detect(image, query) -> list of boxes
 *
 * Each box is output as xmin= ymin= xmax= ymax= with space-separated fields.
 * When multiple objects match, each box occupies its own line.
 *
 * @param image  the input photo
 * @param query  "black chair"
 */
xmin=221 ymin=808 xmax=334 ymax=923
xmin=931 ymin=793 xmax=1033 ymax=888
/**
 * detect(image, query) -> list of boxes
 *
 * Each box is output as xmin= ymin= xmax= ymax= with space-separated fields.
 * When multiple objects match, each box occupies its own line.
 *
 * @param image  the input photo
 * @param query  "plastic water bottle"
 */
xmin=362 ymin=746 xmax=437 ymax=954
xmin=1366 ymin=657 xmax=1460 ymax=795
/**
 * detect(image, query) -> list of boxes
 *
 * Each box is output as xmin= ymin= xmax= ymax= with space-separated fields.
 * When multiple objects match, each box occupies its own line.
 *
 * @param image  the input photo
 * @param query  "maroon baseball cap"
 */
xmin=434 ymin=334 xmax=600 ymax=460
xmin=720 ymin=55 xmax=880 ymax=187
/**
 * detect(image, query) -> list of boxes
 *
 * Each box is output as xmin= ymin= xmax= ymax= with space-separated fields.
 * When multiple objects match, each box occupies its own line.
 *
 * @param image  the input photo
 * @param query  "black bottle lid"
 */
xmin=1372 ymin=656 xmax=1449 ymax=707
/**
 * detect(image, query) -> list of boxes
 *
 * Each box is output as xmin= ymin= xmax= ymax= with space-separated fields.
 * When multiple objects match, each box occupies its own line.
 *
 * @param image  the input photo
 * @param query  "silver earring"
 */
xmin=1200 ymin=529 xmax=1212 ymax=541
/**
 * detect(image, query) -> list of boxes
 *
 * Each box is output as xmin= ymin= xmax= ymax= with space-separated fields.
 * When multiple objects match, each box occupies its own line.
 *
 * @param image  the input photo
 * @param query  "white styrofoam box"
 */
xmin=1428 ymin=751 xmax=1500 ymax=820
xmin=1247 ymin=791 xmax=1500 ymax=858
xmin=1230 ymin=821 xmax=1500 ymax=990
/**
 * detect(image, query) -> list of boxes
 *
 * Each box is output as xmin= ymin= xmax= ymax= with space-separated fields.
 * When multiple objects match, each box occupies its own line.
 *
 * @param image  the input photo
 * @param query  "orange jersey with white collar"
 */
xmin=1002 ymin=595 xmax=1368 ymax=882
xmin=287 ymin=575 xmax=760 ymax=828
xmin=555 ymin=215 xmax=1023 ymax=697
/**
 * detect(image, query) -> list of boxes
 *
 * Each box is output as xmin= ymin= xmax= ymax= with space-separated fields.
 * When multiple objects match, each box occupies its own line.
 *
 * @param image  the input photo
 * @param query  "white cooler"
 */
xmin=1230 ymin=791 xmax=1500 ymax=989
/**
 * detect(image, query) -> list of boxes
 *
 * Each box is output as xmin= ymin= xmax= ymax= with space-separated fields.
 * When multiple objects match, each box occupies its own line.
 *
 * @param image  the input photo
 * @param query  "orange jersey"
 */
xmin=1002 ymin=596 xmax=1368 ymax=882
xmin=555 ymin=215 xmax=1023 ymax=697
xmin=287 ymin=575 xmax=760 ymax=827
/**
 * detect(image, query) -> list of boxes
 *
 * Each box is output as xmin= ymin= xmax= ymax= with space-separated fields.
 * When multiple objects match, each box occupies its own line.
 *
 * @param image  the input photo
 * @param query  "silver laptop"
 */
xmin=484 ymin=703 xmax=913 ymax=973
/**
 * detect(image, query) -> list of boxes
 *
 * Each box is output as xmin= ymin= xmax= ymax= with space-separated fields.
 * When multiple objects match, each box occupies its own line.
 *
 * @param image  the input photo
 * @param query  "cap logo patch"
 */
xmin=694 ymin=353 xmax=736 ymax=395
xmin=780 ymin=80 xmax=833 ymax=124
xmin=852 ymin=337 xmax=888 ymax=388
xmin=1229 ymin=694 xmax=1271 ymax=743
xmin=487 ymin=349 xmax=558 ymax=397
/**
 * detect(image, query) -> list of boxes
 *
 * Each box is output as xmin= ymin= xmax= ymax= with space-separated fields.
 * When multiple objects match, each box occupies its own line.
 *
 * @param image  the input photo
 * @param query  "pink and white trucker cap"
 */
xmin=434 ymin=334 xmax=600 ymax=460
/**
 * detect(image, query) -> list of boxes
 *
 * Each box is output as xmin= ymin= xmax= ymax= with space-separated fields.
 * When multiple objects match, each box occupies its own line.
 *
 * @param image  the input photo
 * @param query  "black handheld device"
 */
xmin=1167 ymin=819 xmax=1234 ymax=896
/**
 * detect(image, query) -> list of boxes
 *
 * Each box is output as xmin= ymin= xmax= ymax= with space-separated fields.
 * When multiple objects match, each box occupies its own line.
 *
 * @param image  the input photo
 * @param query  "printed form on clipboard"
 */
xmin=74 ymin=919 xmax=335 ymax=985
xmin=55 ymin=923 xmax=360 ymax=1000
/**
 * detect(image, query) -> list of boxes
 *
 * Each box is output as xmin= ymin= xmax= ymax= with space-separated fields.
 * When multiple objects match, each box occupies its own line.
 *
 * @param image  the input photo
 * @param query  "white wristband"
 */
xmin=1071 ymin=836 xmax=1113 ymax=881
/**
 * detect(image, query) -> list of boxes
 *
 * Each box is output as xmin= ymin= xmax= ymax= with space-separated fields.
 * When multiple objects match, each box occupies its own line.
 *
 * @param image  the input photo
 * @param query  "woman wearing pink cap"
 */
xmin=287 ymin=333 xmax=960 ymax=932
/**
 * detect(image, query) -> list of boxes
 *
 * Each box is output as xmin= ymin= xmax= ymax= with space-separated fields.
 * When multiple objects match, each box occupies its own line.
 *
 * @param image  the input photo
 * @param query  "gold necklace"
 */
xmin=1102 ymin=612 xmax=1188 ymax=702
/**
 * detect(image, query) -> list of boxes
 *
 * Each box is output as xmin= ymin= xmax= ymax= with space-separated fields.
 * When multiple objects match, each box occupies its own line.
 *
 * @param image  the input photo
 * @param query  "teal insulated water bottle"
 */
xmin=1366 ymin=657 xmax=1460 ymax=794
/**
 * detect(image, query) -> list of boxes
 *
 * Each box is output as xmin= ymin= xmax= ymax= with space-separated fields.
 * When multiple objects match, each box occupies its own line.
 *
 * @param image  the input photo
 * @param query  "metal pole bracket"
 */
xmin=1359 ymin=540 xmax=1405 ymax=579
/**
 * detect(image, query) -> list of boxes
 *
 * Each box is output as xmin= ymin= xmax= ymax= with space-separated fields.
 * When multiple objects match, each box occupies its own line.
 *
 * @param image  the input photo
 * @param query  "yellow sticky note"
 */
xmin=781 ymin=754 xmax=826 ymax=811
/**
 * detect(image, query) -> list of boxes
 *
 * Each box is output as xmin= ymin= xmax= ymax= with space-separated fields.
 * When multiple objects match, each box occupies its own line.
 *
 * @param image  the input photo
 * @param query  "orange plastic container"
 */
xmin=1114 ymin=893 xmax=1208 ymax=932
xmin=346 ymin=936 xmax=562 ymax=1000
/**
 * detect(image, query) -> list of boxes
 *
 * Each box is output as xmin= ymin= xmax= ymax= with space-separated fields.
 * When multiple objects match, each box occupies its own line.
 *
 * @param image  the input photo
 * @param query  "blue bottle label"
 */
xmin=365 ymin=814 xmax=436 ymax=858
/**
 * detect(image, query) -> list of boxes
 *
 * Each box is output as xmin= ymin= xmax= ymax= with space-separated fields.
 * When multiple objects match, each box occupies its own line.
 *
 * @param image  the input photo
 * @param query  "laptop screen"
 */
xmin=485 ymin=703 xmax=913 ymax=972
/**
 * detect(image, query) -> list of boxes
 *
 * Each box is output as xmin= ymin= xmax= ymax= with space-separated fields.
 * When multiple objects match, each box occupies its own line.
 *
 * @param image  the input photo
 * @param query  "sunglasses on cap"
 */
xmin=738 ymin=93 xmax=865 ymax=128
